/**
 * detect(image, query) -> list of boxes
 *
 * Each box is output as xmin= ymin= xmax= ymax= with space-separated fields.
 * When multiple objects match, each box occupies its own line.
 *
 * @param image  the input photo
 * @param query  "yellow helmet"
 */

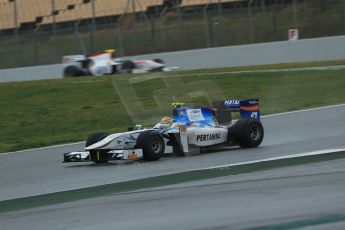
xmin=172 ymin=102 xmax=185 ymax=108
xmin=160 ymin=116 xmax=173 ymax=125
xmin=105 ymin=49 xmax=116 ymax=53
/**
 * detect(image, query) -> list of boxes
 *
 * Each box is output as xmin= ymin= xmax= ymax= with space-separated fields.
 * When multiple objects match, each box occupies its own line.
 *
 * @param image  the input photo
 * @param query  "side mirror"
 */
xmin=135 ymin=125 xmax=142 ymax=130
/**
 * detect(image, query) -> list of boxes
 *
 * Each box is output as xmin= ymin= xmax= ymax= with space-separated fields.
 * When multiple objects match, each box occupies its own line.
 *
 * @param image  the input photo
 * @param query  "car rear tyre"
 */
xmin=173 ymin=144 xmax=184 ymax=156
xmin=121 ymin=60 xmax=136 ymax=73
xmin=86 ymin=132 xmax=109 ymax=163
xmin=153 ymin=58 xmax=165 ymax=64
xmin=136 ymin=130 xmax=165 ymax=161
xmin=234 ymin=118 xmax=264 ymax=148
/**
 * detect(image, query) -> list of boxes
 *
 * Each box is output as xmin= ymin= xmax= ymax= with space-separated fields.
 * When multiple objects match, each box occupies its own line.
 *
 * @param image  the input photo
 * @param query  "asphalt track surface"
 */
xmin=1 ymin=65 xmax=345 ymax=83
xmin=1 ymin=104 xmax=345 ymax=202
xmin=1 ymin=158 xmax=345 ymax=230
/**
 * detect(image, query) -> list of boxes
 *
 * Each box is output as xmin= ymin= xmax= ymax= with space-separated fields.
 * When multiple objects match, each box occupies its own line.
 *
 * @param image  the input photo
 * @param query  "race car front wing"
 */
xmin=63 ymin=149 xmax=143 ymax=163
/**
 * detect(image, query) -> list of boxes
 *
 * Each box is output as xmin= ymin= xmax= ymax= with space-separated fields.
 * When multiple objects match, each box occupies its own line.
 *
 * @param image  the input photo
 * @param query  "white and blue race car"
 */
xmin=63 ymin=99 xmax=264 ymax=163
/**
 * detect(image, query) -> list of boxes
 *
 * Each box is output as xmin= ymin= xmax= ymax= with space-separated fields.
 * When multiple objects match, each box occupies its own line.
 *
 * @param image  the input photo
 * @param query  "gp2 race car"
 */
xmin=63 ymin=99 xmax=264 ymax=163
xmin=62 ymin=51 xmax=174 ymax=77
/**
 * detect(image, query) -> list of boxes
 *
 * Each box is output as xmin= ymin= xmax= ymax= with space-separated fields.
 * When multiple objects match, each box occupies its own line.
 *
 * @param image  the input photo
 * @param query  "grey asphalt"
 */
xmin=0 ymin=64 xmax=63 ymax=83
xmin=1 ymin=64 xmax=345 ymax=83
xmin=1 ymin=158 xmax=345 ymax=230
xmin=0 ymin=105 xmax=345 ymax=201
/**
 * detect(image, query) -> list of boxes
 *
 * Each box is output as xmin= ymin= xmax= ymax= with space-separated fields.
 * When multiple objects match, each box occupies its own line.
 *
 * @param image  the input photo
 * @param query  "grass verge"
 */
xmin=173 ymin=59 xmax=345 ymax=75
xmin=248 ymin=215 xmax=345 ymax=230
xmin=0 ymin=64 xmax=345 ymax=153
xmin=0 ymin=151 xmax=344 ymax=213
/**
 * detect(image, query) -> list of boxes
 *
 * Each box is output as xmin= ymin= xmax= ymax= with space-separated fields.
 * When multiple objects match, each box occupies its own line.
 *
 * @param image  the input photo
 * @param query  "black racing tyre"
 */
xmin=233 ymin=118 xmax=264 ymax=148
xmin=63 ymin=152 xmax=71 ymax=162
xmin=111 ymin=65 xmax=118 ymax=74
xmin=173 ymin=144 xmax=184 ymax=156
xmin=136 ymin=130 xmax=165 ymax=161
xmin=63 ymin=65 xmax=85 ymax=77
xmin=121 ymin=60 xmax=136 ymax=73
xmin=153 ymin=58 xmax=165 ymax=64
xmin=86 ymin=132 xmax=109 ymax=163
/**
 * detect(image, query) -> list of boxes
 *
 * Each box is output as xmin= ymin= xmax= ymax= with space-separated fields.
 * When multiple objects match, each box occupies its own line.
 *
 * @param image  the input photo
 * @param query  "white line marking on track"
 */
xmin=1 ymin=103 xmax=345 ymax=156
xmin=262 ymin=103 xmax=345 ymax=118
xmin=71 ymin=80 xmax=105 ymax=84
xmin=203 ymin=146 xmax=345 ymax=170
xmin=176 ymin=65 xmax=345 ymax=78
xmin=131 ymin=65 xmax=345 ymax=82
xmin=1 ymin=142 xmax=84 ymax=156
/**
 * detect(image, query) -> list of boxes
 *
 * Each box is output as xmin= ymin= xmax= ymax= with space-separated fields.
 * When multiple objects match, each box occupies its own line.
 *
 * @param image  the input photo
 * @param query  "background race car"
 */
xmin=63 ymin=99 xmax=264 ymax=163
xmin=62 ymin=51 xmax=175 ymax=77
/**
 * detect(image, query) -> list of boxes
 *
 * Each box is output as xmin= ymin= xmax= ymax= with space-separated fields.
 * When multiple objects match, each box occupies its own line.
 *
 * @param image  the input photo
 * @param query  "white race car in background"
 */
xmin=62 ymin=52 xmax=175 ymax=77
xmin=63 ymin=99 xmax=264 ymax=163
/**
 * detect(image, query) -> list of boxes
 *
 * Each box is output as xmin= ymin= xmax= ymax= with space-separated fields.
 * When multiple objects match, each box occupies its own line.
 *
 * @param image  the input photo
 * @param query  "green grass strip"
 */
xmin=247 ymin=215 xmax=345 ymax=230
xmin=0 ymin=151 xmax=344 ymax=213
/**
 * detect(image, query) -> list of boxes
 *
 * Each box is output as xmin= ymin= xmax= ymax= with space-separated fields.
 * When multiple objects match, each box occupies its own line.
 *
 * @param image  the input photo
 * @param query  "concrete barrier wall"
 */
xmin=1 ymin=35 xmax=345 ymax=83
xmin=132 ymin=35 xmax=345 ymax=70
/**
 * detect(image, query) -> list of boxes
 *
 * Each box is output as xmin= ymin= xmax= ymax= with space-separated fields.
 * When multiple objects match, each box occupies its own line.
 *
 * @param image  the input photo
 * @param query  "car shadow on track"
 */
xmin=63 ymin=147 xmax=240 ymax=168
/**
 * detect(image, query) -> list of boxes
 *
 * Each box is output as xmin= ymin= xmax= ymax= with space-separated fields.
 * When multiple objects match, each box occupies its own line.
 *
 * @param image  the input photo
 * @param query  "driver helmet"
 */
xmin=105 ymin=49 xmax=116 ymax=58
xmin=159 ymin=116 xmax=173 ymax=129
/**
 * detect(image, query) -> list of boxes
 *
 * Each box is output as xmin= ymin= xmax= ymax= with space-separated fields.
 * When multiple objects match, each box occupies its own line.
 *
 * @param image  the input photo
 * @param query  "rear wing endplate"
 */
xmin=212 ymin=99 xmax=260 ymax=120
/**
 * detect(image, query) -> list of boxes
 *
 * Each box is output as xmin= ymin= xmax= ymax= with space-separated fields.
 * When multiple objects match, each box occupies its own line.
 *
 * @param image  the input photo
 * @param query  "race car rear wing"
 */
xmin=62 ymin=55 xmax=86 ymax=64
xmin=212 ymin=99 xmax=260 ymax=121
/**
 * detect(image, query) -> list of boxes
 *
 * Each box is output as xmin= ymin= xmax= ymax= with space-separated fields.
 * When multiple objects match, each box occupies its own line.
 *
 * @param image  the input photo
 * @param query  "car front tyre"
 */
xmin=86 ymin=132 xmax=109 ymax=163
xmin=64 ymin=66 xmax=85 ymax=77
xmin=136 ymin=130 xmax=165 ymax=161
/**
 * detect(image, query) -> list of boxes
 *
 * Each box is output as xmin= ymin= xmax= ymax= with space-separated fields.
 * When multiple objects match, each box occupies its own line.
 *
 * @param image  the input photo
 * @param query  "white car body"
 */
xmin=62 ymin=52 xmax=175 ymax=77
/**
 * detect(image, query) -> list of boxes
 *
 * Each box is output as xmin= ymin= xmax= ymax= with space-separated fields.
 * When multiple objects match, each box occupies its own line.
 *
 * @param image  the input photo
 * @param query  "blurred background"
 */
xmin=0 ymin=0 xmax=345 ymax=69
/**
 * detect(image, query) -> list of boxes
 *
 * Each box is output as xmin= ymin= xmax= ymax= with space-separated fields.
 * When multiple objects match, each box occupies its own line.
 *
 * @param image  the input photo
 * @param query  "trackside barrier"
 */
xmin=1 ymin=35 xmax=345 ymax=83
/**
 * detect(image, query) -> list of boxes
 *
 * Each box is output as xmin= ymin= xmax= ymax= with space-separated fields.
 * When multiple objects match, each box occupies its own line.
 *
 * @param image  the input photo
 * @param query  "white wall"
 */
xmin=132 ymin=35 xmax=345 ymax=70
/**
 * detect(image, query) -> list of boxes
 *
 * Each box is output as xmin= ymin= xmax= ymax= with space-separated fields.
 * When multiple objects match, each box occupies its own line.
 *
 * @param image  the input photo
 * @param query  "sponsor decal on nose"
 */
xmin=196 ymin=133 xmax=220 ymax=142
